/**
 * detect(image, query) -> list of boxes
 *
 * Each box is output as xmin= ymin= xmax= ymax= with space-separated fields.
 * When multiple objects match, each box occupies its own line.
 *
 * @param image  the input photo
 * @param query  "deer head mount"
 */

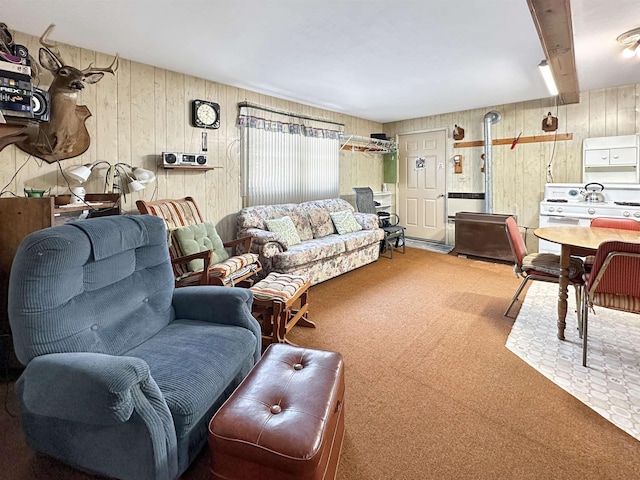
xmin=17 ymin=24 xmax=118 ymax=163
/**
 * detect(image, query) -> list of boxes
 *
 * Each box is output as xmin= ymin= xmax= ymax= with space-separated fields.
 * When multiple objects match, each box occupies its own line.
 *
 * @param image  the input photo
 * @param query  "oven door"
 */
xmin=538 ymin=215 xmax=591 ymax=254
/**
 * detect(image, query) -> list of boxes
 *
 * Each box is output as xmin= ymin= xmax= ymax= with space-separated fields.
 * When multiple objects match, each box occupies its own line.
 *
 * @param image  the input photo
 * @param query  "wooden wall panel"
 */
xmin=0 ymin=31 xmax=381 ymax=242
xmin=385 ymin=84 xmax=640 ymax=251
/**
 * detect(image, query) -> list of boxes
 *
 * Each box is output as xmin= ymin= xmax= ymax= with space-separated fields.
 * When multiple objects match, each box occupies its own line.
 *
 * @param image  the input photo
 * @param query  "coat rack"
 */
xmin=453 ymin=133 xmax=573 ymax=148
xmin=340 ymin=134 xmax=396 ymax=153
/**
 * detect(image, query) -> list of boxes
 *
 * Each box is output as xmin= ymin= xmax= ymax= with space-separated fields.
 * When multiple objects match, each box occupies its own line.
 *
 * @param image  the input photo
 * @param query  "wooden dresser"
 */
xmin=0 ymin=194 xmax=120 ymax=370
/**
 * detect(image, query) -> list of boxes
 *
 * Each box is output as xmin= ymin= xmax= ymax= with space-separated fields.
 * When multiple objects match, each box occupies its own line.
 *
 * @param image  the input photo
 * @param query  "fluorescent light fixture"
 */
xmin=538 ymin=60 xmax=558 ymax=96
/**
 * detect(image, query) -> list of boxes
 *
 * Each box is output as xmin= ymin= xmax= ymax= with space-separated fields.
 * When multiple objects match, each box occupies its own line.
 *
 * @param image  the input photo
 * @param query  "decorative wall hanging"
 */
xmin=453 ymin=154 xmax=463 ymax=174
xmin=542 ymin=112 xmax=558 ymax=132
xmin=16 ymin=24 xmax=119 ymax=163
xmin=415 ymin=157 xmax=426 ymax=170
xmin=453 ymin=124 xmax=465 ymax=141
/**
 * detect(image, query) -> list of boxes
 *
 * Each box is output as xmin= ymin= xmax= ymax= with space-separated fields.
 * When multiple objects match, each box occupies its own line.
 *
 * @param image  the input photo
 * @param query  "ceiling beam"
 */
xmin=527 ymin=0 xmax=580 ymax=105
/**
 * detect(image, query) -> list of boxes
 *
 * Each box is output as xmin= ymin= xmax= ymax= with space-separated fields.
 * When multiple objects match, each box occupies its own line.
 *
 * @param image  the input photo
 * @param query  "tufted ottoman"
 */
xmin=208 ymin=343 xmax=345 ymax=480
xmin=250 ymin=272 xmax=314 ymax=347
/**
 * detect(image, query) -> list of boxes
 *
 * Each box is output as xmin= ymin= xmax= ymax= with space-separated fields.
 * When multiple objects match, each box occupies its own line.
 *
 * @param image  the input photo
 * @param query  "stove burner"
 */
xmin=615 ymin=201 xmax=640 ymax=207
xmin=545 ymin=198 xmax=568 ymax=203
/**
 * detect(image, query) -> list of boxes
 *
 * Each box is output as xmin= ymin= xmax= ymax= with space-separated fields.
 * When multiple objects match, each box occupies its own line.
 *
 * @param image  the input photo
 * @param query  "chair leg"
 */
xmin=582 ymin=294 xmax=589 ymax=367
xmin=504 ymin=276 xmax=531 ymax=317
xmin=574 ymin=284 xmax=583 ymax=338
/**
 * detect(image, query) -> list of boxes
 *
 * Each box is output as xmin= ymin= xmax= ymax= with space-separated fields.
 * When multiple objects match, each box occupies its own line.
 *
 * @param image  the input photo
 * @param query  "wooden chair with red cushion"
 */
xmin=584 ymin=218 xmax=640 ymax=270
xmin=580 ymin=240 xmax=640 ymax=366
xmin=504 ymin=216 xmax=584 ymax=317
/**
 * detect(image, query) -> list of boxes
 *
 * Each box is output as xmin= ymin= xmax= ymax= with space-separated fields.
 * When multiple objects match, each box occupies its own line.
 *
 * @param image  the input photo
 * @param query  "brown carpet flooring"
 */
xmin=2 ymin=247 xmax=640 ymax=479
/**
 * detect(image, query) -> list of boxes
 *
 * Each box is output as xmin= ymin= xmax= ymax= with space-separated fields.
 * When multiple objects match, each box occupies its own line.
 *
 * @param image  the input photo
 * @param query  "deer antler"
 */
xmin=39 ymin=23 xmax=64 ymax=66
xmin=83 ymin=54 xmax=119 ymax=75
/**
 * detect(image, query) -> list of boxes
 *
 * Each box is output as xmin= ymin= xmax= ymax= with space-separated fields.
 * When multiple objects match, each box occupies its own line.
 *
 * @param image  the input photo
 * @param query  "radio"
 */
xmin=0 ymin=70 xmax=33 ymax=119
xmin=162 ymin=152 xmax=208 ymax=167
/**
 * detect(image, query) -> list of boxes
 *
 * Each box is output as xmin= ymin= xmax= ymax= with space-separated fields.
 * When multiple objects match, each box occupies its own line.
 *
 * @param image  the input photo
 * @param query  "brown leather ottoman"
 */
xmin=208 ymin=343 xmax=345 ymax=480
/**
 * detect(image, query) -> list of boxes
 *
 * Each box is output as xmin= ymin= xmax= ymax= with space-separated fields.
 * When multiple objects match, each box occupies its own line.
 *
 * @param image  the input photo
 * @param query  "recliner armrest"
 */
xmin=171 ymin=286 xmax=261 ymax=362
xmin=19 ymin=352 xmax=163 ymax=425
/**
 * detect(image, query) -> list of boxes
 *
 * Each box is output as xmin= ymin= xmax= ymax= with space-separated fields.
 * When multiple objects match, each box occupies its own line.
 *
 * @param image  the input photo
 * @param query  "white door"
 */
xmin=398 ymin=130 xmax=446 ymax=242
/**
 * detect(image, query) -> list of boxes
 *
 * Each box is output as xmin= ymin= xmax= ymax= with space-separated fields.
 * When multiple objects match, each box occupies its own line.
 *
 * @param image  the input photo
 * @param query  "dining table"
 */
xmin=533 ymin=226 xmax=640 ymax=340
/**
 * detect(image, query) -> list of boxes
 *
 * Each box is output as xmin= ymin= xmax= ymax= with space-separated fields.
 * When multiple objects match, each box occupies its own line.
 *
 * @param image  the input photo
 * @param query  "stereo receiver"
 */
xmin=162 ymin=152 xmax=208 ymax=167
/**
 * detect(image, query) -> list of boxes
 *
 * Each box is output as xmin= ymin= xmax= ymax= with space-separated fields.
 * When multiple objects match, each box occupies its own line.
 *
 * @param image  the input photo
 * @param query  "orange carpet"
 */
xmin=1 ymin=247 xmax=639 ymax=479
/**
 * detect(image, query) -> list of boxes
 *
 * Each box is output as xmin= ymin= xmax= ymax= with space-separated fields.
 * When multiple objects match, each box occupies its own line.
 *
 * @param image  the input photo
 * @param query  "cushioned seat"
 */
xmin=504 ymin=216 xmax=584 ymax=317
xmin=208 ymin=344 xmax=345 ymax=480
xmin=137 ymin=197 xmax=262 ymax=287
xmin=8 ymin=215 xmax=261 ymax=480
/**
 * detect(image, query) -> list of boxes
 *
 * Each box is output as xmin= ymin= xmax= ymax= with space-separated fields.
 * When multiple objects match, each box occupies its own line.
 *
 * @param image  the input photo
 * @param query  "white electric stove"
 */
xmin=539 ymin=183 xmax=640 ymax=253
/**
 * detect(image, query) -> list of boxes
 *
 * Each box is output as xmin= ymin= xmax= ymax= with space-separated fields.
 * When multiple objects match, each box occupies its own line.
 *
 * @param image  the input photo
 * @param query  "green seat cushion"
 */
xmin=330 ymin=209 xmax=362 ymax=235
xmin=171 ymin=222 xmax=229 ymax=272
xmin=265 ymin=216 xmax=302 ymax=246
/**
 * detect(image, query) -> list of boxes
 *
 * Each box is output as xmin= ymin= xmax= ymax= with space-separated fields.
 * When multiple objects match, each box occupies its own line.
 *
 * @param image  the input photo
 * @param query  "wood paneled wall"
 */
xmin=5 ymin=30 xmax=637 ymax=250
xmin=384 ymin=85 xmax=640 ymax=249
xmin=0 ymin=31 xmax=382 ymax=241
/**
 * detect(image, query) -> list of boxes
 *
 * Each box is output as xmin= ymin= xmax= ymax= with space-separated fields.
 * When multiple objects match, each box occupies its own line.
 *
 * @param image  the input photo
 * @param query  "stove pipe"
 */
xmin=483 ymin=110 xmax=501 ymax=214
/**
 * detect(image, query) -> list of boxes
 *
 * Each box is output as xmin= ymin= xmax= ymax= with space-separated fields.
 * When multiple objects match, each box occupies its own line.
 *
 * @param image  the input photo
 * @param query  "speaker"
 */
xmin=162 ymin=152 xmax=179 ymax=166
xmin=12 ymin=44 xmax=28 ymax=59
xmin=31 ymin=87 xmax=50 ymax=122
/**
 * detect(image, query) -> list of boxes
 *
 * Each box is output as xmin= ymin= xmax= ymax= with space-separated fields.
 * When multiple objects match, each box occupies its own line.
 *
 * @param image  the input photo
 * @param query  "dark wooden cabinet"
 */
xmin=0 ymin=194 xmax=120 ymax=369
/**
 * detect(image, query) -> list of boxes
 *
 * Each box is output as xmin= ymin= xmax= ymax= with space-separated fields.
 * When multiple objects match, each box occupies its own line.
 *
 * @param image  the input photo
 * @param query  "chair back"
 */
xmin=136 ymin=197 xmax=204 ymax=230
xmin=505 ymin=216 xmax=528 ymax=268
xmin=353 ymin=187 xmax=376 ymax=215
xmin=587 ymin=240 xmax=640 ymax=311
xmin=590 ymin=217 xmax=640 ymax=231
xmin=8 ymin=215 xmax=175 ymax=365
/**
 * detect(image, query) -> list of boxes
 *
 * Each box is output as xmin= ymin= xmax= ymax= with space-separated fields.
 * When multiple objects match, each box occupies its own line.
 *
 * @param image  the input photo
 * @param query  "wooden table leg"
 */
xmin=557 ymin=244 xmax=571 ymax=340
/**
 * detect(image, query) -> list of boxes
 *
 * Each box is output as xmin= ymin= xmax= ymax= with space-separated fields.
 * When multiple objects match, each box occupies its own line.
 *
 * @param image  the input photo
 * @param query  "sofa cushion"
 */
xmin=342 ymin=229 xmax=384 ymax=251
xmin=288 ymin=209 xmax=314 ymax=241
xmin=171 ymin=222 xmax=230 ymax=271
xmin=126 ymin=320 xmax=257 ymax=442
xmin=272 ymin=236 xmax=346 ymax=270
xmin=298 ymin=202 xmax=335 ymax=239
xmin=330 ymin=209 xmax=362 ymax=235
xmin=265 ymin=216 xmax=301 ymax=246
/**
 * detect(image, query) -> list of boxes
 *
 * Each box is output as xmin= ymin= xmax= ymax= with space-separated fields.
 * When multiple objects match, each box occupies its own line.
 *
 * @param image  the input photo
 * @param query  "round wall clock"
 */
xmin=191 ymin=99 xmax=220 ymax=129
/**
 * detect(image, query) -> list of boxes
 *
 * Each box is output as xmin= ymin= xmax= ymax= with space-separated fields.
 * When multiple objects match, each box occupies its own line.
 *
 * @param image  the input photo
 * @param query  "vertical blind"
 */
xmin=239 ymin=104 xmax=343 ymax=206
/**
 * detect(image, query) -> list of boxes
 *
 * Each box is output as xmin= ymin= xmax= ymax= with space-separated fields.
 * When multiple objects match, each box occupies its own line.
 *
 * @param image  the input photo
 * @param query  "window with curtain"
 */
xmin=239 ymin=104 xmax=343 ymax=206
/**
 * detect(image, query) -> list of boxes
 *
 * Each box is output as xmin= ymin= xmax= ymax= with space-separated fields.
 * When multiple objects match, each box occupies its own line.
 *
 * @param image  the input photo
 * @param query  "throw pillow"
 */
xmin=171 ymin=221 xmax=230 ymax=272
xmin=330 ymin=209 xmax=362 ymax=235
xmin=265 ymin=216 xmax=302 ymax=246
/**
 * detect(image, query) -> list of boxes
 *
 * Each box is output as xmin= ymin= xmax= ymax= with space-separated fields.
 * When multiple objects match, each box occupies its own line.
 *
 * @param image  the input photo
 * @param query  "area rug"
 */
xmin=506 ymin=281 xmax=640 ymax=441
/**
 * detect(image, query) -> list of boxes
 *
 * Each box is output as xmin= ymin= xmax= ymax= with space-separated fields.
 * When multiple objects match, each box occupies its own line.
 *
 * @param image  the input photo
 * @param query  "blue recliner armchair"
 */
xmin=8 ymin=215 xmax=261 ymax=480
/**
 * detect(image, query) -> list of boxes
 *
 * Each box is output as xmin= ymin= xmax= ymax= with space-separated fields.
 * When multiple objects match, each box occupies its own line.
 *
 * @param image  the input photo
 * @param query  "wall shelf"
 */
xmin=454 ymin=133 xmax=573 ymax=148
xmin=340 ymin=134 xmax=396 ymax=154
xmin=162 ymin=165 xmax=223 ymax=170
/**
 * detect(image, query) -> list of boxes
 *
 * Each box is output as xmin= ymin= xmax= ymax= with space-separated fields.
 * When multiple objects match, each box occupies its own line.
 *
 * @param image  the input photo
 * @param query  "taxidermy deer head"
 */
xmin=17 ymin=24 xmax=118 ymax=163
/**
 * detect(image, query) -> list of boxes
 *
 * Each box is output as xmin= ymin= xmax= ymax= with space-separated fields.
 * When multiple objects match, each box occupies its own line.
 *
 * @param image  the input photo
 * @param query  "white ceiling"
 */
xmin=2 ymin=0 xmax=640 ymax=124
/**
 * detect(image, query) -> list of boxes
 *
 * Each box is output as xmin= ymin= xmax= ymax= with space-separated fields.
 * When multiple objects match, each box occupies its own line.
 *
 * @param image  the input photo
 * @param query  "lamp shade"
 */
xmin=67 ymin=164 xmax=92 ymax=183
xmin=132 ymin=167 xmax=156 ymax=184
xmin=127 ymin=179 xmax=146 ymax=192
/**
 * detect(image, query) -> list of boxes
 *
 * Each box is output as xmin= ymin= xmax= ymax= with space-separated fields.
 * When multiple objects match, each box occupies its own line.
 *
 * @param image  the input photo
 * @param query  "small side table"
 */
xmin=250 ymin=272 xmax=314 ymax=347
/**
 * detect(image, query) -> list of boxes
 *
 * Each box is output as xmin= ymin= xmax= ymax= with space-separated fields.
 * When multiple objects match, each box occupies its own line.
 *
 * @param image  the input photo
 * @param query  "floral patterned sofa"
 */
xmin=237 ymin=198 xmax=384 ymax=285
